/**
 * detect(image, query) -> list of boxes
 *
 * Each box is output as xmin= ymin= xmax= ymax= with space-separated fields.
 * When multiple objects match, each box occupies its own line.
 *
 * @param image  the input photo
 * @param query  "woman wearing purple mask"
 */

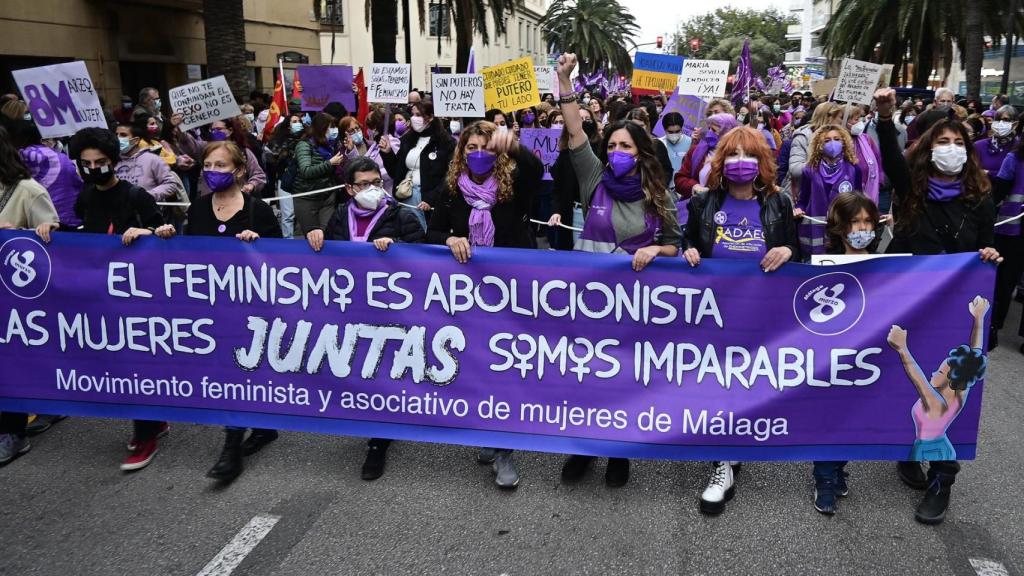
xmin=674 ymin=113 xmax=741 ymax=199
xmin=682 ymin=126 xmax=798 ymax=516
xmin=795 ymin=125 xmax=863 ymax=257
xmin=154 ymin=141 xmax=281 ymax=483
xmin=554 ymin=53 xmax=681 ymax=490
xmin=425 ymin=120 xmax=543 ymax=489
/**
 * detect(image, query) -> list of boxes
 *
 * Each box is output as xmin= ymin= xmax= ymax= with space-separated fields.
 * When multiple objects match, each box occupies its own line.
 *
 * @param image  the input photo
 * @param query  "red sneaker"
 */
xmin=120 ymin=438 xmax=159 ymax=471
xmin=126 ymin=422 xmax=169 ymax=450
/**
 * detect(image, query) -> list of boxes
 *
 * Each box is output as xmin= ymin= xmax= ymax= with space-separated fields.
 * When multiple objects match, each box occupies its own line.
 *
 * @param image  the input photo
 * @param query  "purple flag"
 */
xmin=730 ymin=38 xmax=752 ymax=107
xmin=466 ymin=47 xmax=476 ymax=74
xmin=0 ymin=231 xmax=993 ymax=461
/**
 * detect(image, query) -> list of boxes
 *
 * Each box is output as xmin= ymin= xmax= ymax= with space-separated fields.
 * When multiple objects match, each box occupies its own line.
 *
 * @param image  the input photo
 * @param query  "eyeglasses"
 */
xmin=350 ymin=179 xmax=384 ymax=191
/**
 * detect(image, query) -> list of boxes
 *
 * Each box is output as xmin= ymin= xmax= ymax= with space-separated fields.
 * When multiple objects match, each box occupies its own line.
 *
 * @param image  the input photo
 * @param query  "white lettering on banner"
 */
xmin=677 ymin=59 xmax=730 ymax=97
xmin=369 ymin=63 xmax=411 ymax=104
xmin=834 ymin=58 xmax=886 ymax=106
xmin=431 ymin=74 xmax=485 ymax=117
xmin=168 ymin=75 xmax=242 ymax=131
xmin=11 ymin=61 xmax=107 ymax=139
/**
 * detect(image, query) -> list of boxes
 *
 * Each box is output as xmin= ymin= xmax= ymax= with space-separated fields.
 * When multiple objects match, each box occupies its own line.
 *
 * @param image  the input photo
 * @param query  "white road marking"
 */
xmin=196 ymin=514 xmax=282 ymax=576
xmin=970 ymin=558 xmax=1010 ymax=576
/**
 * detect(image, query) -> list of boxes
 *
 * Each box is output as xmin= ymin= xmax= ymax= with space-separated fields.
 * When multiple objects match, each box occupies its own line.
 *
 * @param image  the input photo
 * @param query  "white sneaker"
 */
xmin=699 ymin=461 xmax=737 ymax=515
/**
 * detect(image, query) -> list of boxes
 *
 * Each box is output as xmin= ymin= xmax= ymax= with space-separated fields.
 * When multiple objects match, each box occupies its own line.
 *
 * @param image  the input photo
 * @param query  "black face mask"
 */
xmin=79 ymin=164 xmax=115 ymax=186
xmin=582 ymin=120 xmax=598 ymax=139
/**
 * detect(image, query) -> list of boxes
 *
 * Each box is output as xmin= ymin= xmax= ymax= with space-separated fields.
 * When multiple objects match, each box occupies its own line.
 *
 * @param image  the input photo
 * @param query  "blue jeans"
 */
xmin=572 ymin=205 xmax=584 ymax=247
xmin=812 ymin=460 xmax=847 ymax=481
xmin=409 ymin=184 xmax=427 ymax=232
xmin=277 ymin=183 xmax=295 ymax=239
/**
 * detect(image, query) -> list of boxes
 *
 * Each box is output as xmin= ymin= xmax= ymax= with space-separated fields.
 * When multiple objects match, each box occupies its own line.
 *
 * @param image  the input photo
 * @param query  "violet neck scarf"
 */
xmin=457 ymin=171 xmax=499 ymax=247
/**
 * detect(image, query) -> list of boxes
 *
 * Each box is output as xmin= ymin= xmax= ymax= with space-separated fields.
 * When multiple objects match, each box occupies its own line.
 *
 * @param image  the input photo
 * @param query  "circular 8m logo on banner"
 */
xmin=792 ymin=271 xmax=865 ymax=336
xmin=0 ymin=237 xmax=52 ymax=300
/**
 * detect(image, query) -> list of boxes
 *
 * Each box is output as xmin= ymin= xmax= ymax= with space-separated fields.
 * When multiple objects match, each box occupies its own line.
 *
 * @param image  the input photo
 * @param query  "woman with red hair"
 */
xmin=682 ymin=126 xmax=799 ymax=515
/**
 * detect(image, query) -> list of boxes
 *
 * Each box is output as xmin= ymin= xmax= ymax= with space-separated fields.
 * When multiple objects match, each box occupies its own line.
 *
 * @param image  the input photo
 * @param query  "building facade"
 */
xmin=315 ymin=0 xmax=549 ymax=91
xmin=0 ymin=0 xmax=321 ymax=107
xmin=783 ymin=0 xmax=836 ymax=84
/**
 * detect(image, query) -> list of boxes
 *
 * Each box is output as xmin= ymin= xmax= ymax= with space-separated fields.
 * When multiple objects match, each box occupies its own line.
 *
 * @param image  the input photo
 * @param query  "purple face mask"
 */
xmin=466 ymin=150 xmax=497 ymax=176
xmin=522 ymin=113 xmax=536 ymax=125
xmin=607 ymin=151 xmax=637 ymax=179
xmin=395 ymin=120 xmax=408 ymax=135
xmin=723 ymin=158 xmax=759 ymax=184
xmin=203 ymin=169 xmax=237 ymax=192
xmin=209 ymin=129 xmax=229 ymax=142
xmin=823 ymin=140 xmax=844 ymax=159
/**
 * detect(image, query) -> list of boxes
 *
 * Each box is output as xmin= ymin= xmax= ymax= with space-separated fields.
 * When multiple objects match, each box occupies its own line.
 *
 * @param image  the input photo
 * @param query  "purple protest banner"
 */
xmin=520 ymin=127 xmax=560 ymax=181
xmin=298 ymin=65 xmax=355 ymax=112
xmin=653 ymin=88 xmax=708 ymax=137
xmin=0 ymin=231 xmax=994 ymax=461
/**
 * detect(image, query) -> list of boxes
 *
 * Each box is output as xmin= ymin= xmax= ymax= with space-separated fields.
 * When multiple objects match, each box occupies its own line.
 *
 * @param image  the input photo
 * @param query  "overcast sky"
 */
xmin=618 ymin=0 xmax=793 ymax=47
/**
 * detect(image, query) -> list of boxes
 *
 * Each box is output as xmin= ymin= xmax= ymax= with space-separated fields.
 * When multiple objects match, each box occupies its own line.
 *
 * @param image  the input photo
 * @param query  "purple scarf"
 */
xmin=457 ymin=172 xmax=498 ymax=247
xmin=600 ymin=169 xmax=644 ymax=202
xmin=927 ymin=178 xmax=962 ymax=202
xmin=818 ymin=159 xmax=849 ymax=188
xmin=348 ymin=200 xmax=387 ymax=242
xmin=690 ymin=132 xmax=719 ymax=179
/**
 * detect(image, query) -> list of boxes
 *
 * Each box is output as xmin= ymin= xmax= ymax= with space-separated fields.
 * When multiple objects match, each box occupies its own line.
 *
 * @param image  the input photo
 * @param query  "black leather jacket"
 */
xmin=684 ymin=188 xmax=800 ymax=259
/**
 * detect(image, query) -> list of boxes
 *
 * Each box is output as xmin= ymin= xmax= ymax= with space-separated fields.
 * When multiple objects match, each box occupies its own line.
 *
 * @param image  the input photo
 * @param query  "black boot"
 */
xmin=605 ymin=458 xmax=630 ymax=488
xmin=241 ymin=429 xmax=279 ymax=456
xmin=915 ymin=473 xmax=954 ymax=525
xmin=207 ymin=429 xmax=245 ymax=481
xmin=896 ymin=461 xmax=928 ymax=490
xmin=361 ymin=443 xmax=388 ymax=481
xmin=560 ymin=455 xmax=594 ymax=483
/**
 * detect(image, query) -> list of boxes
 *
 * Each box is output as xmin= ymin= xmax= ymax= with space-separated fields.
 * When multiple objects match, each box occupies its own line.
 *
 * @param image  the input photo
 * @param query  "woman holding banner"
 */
xmin=681 ymin=126 xmax=798 ymax=514
xmin=874 ymin=87 xmax=1001 ymax=525
xmin=554 ymin=53 xmax=681 ymax=489
xmin=425 ymin=120 xmax=542 ymax=489
xmin=380 ymin=101 xmax=455 ymax=232
xmin=154 ymin=140 xmax=281 ymax=482
xmin=794 ymin=125 xmax=863 ymax=257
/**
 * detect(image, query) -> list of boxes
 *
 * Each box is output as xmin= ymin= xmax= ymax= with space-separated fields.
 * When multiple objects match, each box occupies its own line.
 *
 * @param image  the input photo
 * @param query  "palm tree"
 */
xmin=425 ymin=0 xmax=522 ymax=73
xmin=540 ymin=0 xmax=639 ymax=75
xmin=203 ymin=0 xmax=248 ymax=100
xmin=822 ymin=0 xmax=1024 ymax=90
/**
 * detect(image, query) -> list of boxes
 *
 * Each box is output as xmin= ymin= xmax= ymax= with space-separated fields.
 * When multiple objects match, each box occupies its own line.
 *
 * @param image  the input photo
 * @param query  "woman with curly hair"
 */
xmin=555 ymin=53 xmax=681 ymax=489
xmin=795 ymin=125 xmax=863 ymax=257
xmin=874 ymin=87 xmax=1001 ymax=525
xmin=425 ymin=119 xmax=543 ymax=489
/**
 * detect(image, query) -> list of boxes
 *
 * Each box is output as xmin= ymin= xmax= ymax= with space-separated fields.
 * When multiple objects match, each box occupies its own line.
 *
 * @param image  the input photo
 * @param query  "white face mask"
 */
xmin=354 ymin=186 xmax=387 ymax=210
xmin=931 ymin=144 xmax=968 ymax=175
xmin=244 ymin=113 xmax=255 ymax=123
xmin=850 ymin=121 xmax=866 ymax=137
xmin=992 ymin=121 xmax=1013 ymax=138
xmin=450 ymin=121 xmax=462 ymax=134
xmin=497 ymin=125 xmax=508 ymax=134
xmin=411 ymin=116 xmax=427 ymax=132
xmin=666 ymin=133 xmax=683 ymax=145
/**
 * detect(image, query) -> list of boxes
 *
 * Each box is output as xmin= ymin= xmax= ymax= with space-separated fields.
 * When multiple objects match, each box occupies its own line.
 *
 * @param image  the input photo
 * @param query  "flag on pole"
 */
xmin=730 ymin=38 xmax=752 ymax=107
xmin=466 ymin=47 xmax=476 ymax=74
xmin=262 ymin=60 xmax=287 ymax=143
xmin=354 ymin=67 xmax=369 ymax=127
xmin=291 ymin=67 xmax=302 ymax=100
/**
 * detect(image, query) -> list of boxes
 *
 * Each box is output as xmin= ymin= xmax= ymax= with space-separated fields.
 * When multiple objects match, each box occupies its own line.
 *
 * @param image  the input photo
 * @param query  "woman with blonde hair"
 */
xmin=425 ymin=119 xmax=543 ymax=489
xmin=788 ymin=101 xmax=844 ymax=194
xmin=795 ymin=124 xmax=863 ymax=256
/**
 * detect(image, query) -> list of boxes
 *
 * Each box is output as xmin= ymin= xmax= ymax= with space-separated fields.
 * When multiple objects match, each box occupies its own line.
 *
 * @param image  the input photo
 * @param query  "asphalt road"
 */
xmin=2 ymin=313 xmax=1023 ymax=576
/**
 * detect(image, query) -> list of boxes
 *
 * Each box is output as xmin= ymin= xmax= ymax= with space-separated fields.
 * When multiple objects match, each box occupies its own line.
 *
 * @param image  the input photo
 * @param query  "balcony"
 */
xmin=785 ymin=51 xmax=803 ymax=63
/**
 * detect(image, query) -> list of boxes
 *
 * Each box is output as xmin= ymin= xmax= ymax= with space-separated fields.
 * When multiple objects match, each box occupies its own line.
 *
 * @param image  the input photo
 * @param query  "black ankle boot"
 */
xmin=241 ymin=429 xmax=279 ymax=456
xmin=605 ymin=458 xmax=630 ymax=488
xmin=915 ymin=474 xmax=954 ymax=525
xmin=896 ymin=461 xmax=928 ymax=490
xmin=207 ymin=429 xmax=245 ymax=481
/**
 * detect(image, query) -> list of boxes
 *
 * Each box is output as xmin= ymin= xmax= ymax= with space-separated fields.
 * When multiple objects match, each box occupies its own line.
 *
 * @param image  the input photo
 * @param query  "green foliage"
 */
xmin=708 ymin=37 xmax=785 ymax=77
xmin=540 ymin=0 xmax=640 ymax=74
xmin=671 ymin=7 xmax=796 ymax=60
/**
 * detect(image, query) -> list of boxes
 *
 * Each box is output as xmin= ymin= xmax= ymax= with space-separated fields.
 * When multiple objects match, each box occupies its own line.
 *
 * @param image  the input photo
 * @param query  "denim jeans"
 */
xmin=276 ymin=183 xmax=295 ymax=239
xmin=409 ymin=184 xmax=427 ymax=232
xmin=812 ymin=460 xmax=847 ymax=481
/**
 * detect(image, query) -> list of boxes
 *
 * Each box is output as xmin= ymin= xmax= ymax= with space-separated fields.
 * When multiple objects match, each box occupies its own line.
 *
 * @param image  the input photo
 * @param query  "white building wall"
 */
xmin=317 ymin=0 xmax=547 ymax=91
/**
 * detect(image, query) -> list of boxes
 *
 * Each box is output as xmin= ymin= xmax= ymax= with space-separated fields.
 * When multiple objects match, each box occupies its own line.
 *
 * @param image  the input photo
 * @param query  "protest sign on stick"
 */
xmin=520 ymin=128 xmax=561 ymax=181
xmin=298 ymin=65 xmax=355 ymax=111
xmin=834 ymin=58 xmax=885 ymax=106
xmin=482 ymin=57 xmax=541 ymax=112
xmin=432 ymin=74 xmax=485 ymax=117
xmin=11 ymin=61 xmax=107 ymax=139
xmin=632 ymin=52 xmax=685 ymax=95
xmin=368 ymin=63 xmax=411 ymax=104
xmin=677 ymin=60 xmax=730 ymax=98
xmin=168 ymin=76 xmax=242 ymax=131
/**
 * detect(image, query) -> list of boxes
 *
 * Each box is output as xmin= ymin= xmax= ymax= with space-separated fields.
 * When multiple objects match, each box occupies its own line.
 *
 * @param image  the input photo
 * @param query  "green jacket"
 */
xmin=292 ymin=139 xmax=337 ymax=194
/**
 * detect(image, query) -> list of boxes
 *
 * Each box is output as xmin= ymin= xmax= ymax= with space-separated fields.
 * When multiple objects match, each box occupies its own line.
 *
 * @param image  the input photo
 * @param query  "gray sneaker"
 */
xmin=492 ymin=449 xmax=520 ymax=489
xmin=477 ymin=447 xmax=497 ymax=464
xmin=0 ymin=433 xmax=30 ymax=466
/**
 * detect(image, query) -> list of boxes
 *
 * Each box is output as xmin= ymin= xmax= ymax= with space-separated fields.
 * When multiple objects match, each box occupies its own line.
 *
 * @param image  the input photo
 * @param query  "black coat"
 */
xmin=426 ymin=147 xmax=543 ymax=249
xmin=685 ymin=188 xmax=800 ymax=258
xmin=324 ymin=202 xmax=425 ymax=243
xmin=381 ymin=122 xmax=456 ymax=207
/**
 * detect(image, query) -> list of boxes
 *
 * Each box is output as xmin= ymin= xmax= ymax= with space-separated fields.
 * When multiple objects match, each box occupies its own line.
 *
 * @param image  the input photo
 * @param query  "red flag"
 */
xmin=355 ymin=67 xmax=369 ymax=127
xmin=262 ymin=62 xmax=287 ymax=143
xmin=292 ymin=67 xmax=302 ymax=100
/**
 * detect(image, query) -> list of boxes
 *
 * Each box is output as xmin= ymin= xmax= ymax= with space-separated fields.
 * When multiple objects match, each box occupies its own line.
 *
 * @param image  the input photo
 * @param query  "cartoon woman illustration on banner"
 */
xmin=886 ymin=295 xmax=990 ymax=461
